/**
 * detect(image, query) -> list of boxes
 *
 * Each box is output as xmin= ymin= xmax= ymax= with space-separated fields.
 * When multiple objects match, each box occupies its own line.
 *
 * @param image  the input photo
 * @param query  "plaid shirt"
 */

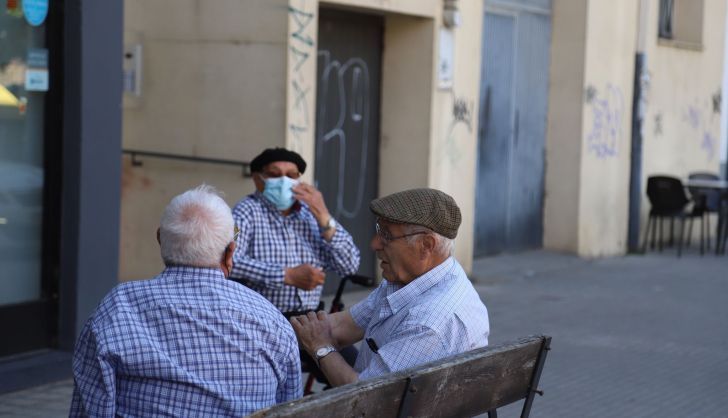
xmin=230 ymin=193 xmax=360 ymax=312
xmin=70 ymin=266 xmax=301 ymax=417
xmin=350 ymin=257 xmax=490 ymax=379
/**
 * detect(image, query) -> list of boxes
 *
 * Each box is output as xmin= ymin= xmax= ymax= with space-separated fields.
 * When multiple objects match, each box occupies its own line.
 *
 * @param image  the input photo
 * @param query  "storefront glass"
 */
xmin=0 ymin=3 xmax=47 ymax=305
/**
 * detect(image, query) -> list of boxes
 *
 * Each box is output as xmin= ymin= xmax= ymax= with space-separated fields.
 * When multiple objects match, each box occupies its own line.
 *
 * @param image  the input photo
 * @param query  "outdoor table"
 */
xmin=685 ymin=178 xmax=728 ymax=254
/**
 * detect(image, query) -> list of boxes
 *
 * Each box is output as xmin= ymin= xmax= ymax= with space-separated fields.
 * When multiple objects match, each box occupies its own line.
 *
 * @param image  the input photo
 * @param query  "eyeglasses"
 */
xmin=375 ymin=221 xmax=428 ymax=245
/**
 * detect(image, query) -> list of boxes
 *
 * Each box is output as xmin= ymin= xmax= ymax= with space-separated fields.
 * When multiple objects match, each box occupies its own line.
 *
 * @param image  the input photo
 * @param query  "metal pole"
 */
xmin=627 ymin=0 xmax=650 ymax=253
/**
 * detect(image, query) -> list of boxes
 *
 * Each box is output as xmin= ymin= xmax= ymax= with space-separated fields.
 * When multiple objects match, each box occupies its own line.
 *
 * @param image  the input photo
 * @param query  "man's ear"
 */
xmin=221 ymin=242 xmax=236 ymax=277
xmin=420 ymin=234 xmax=436 ymax=258
xmin=252 ymin=172 xmax=265 ymax=193
xmin=156 ymin=228 xmax=161 ymax=246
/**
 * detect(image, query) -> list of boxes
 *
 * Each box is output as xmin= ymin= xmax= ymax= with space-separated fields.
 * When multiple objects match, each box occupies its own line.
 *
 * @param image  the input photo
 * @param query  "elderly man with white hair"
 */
xmin=291 ymin=188 xmax=490 ymax=387
xmin=70 ymin=185 xmax=301 ymax=417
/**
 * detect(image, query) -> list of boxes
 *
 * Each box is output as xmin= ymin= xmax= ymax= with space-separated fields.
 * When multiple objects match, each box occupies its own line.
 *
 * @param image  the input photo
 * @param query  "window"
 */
xmin=658 ymin=0 xmax=674 ymax=39
xmin=658 ymin=0 xmax=704 ymax=48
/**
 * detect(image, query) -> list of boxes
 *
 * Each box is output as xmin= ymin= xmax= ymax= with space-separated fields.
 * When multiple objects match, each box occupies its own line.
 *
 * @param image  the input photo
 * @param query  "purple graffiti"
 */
xmin=701 ymin=131 xmax=716 ymax=161
xmin=684 ymin=105 xmax=701 ymax=130
xmin=586 ymin=84 xmax=624 ymax=159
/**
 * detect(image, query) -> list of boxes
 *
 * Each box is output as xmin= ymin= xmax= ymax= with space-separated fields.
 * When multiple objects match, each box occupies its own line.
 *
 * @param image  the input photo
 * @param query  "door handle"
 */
xmin=513 ymin=108 xmax=520 ymax=146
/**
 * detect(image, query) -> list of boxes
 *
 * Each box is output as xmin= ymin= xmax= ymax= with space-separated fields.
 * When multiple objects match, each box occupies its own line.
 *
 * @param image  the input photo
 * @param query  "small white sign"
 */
xmin=438 ymin=28 xmax=455 ymax=89
xmin=25 ymin=69 xmax=49 ymax=91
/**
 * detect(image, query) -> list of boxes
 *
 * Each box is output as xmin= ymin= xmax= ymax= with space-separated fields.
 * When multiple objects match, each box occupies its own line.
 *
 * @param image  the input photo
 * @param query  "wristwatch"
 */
xmin=321 ymin=217 xmax=337 ymax=232
xmin=314 ymin=345 xmax=337 ymax=363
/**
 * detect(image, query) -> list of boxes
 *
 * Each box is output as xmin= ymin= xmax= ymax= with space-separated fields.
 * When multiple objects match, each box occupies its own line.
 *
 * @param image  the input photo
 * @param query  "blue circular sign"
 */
xmin=23 ymin=0 xmax=49 ymax=27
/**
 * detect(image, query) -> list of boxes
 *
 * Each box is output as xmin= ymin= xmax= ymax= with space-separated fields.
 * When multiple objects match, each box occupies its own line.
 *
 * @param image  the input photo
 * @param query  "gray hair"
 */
xmin=402 ymin=224 xmax=454 ymax=256
xmin=159 ymin=184 xmax=234 ymax=267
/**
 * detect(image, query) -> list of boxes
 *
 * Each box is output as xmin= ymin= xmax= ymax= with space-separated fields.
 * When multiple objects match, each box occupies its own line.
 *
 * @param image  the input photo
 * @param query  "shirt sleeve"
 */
xmin=229 ymin=210 xmax=286 ymax=290
xmin=277 ymin=326 xmax=303 ymax=403
xmin=69 ymin=322 xmax=116 ymax=417
xmin=358 ymin=326 xmax=445 ymax=380
xmin=348 ymin=284 xmax=381 ymax=330
xmin=320 ymin=225 xmax=361 ymax=277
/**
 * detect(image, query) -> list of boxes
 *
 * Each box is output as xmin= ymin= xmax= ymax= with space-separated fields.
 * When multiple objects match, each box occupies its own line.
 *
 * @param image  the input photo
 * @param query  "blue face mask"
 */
xmin=262 ymin=176 xmax=298 ymax=210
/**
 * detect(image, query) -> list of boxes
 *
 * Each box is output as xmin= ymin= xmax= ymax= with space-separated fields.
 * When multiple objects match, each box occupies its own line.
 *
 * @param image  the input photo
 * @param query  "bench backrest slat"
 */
xmin=250 ymin=335 xmax=550 ymax=418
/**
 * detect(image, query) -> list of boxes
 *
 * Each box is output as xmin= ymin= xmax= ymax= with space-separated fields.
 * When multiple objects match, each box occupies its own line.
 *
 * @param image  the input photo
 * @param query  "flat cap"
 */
xmin=250 ymin=147 xmax=307 ymax=174
xmin=370 ymin=188 xmax=462 ymax=239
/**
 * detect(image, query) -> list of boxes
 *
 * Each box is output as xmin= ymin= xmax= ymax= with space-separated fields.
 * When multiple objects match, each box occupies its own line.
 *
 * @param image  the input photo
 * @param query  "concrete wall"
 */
xmin=545 ymin=0 xmax=637 ymax=257
xmin=121 ymin=0 xmax=289 ymax=280
xmin=543 ymin=0 xmax=587 ymax=253
xmin=640 ymin=0 xmax=725 ymax=224
xmin=544 ymin=0 xmax=725 ymax=256
xmin=577 ymin=0 xmax=637 ymax=256
xmin=121 ymin=0 xmax=484 ymax=279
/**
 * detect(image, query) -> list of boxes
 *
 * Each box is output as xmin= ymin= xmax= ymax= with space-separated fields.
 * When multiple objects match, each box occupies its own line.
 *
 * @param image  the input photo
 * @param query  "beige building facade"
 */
xmin=544 ymin=0 xmax=726 ymax=257
xmin=120 ymin=0 xmax=727 ymax=281
xmin=120 ymin=0 xmax=484 ymax=280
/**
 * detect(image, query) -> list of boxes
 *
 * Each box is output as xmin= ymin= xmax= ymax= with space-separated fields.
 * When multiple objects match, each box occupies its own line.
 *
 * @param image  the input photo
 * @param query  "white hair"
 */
xmin=402 ymin=224 xmax=455 ymax=256
xmin=159 ymin=184 xmax=234 ymax=267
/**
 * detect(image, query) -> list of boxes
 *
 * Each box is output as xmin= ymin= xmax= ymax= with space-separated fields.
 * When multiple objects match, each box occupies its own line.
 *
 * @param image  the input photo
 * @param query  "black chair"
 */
xmin=686 ymin=172 xmax=722 ymax=253
xmin=643 ymin=176 xmax=703 ymax=256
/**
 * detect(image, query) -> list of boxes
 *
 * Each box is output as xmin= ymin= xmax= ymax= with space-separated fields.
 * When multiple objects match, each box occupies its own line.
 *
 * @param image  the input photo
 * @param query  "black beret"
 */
xmin=250 ymin=148 xmax=307 ymax=174
xmin=370 ymin=188 xmax=462 ymax=239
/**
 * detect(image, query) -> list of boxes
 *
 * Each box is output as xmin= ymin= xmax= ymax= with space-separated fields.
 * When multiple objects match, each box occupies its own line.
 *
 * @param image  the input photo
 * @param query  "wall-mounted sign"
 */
xmin=25 ymin=48 xmax=49 ymax=91
xmin=22 ymin=0 xmax=49 ymax=27
xmin=438 ymin=28 xmax=454 ymax=89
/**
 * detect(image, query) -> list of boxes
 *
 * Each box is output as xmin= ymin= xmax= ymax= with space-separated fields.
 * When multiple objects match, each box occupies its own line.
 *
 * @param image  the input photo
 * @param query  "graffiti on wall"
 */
xmin=682 ymin=99 xmax=718 ymax=161
xmin=288 ymin=1 xmax=315 ymax=153
xmin=584 ymin=83 xmax=625 ymax=159
xmin=653 ymin=112 xmax=663 ymax=137
xmin=712 ymin=89 xmax=721 ymax=115
xmin=444 ymin=93 xmax=474 ymax=165
xmin=316 ymin=52 xmax=371 ymax=219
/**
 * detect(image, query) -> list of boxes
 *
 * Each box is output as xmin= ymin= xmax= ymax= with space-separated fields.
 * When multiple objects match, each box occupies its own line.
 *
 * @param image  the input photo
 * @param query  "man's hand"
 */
xmin=291 ymin=311 xmax=361 ymax=387
xmin=290 ymin=311 xmax=336 ymax=357
xmin=284 ymin=264 xmax=325 ymax=290
xmin=292 ymin=182 xmax=330 ymax=225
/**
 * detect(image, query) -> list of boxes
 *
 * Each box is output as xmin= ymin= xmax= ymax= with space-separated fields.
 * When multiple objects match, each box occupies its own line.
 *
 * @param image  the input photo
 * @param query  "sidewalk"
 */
xmin=1 ymin=250 xmax=726 ymax=417
xmin=472 ymin=251 xmax=728 ymax=417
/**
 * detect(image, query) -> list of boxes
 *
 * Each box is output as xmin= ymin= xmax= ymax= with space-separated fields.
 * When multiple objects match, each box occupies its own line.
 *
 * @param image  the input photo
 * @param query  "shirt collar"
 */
xmin=385 ymin=257 xmax=455 ymax=314
xmin=160 ymin=265 xmax=227 ymax=281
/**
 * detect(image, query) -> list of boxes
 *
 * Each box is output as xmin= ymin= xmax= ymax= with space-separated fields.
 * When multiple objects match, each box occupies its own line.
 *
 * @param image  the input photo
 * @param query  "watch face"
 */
xmin=316 ymin=346 xmax=335 ymax=359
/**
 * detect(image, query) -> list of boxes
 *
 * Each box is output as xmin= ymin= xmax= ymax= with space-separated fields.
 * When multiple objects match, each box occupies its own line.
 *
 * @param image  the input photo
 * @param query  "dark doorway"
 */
xmin=475 ymin=5 xmax=552 ymax=256
xmin=315 ymin=9 xmax=382 ymax=288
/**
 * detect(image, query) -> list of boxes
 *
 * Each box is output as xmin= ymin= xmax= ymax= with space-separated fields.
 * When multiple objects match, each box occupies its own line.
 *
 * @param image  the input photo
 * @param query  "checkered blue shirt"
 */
xmin=350 ymin=257 xmax=490 ymax=379
xmin=70 ymin=266 xmax=301 ymax=417
xmin=230 ymin=193 xmax=360 ymax=312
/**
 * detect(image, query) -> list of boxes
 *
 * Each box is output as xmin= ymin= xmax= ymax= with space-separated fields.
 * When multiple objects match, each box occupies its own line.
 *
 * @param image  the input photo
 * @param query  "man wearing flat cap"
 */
xmin=291 ymin=188 xmax=490 ymax=387
xmin=229 ymin=147 xmax=360 ymax=317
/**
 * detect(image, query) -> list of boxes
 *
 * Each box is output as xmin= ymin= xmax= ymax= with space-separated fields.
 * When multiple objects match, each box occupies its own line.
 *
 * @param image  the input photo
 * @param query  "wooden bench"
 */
xmin=250 ymin=335 xmax=551 ymax=418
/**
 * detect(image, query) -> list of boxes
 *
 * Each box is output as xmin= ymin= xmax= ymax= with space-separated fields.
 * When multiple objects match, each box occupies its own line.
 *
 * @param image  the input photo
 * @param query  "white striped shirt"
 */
xmin=350 ymin=257 xmax=490 ymax=379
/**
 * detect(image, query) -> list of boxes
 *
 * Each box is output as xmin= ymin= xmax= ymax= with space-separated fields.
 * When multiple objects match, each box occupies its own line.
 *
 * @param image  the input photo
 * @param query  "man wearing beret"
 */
xmin=290 ymin=188 xmax=490 ymax=386
xmin=229 ymin=147 xmax=360 ymax=317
